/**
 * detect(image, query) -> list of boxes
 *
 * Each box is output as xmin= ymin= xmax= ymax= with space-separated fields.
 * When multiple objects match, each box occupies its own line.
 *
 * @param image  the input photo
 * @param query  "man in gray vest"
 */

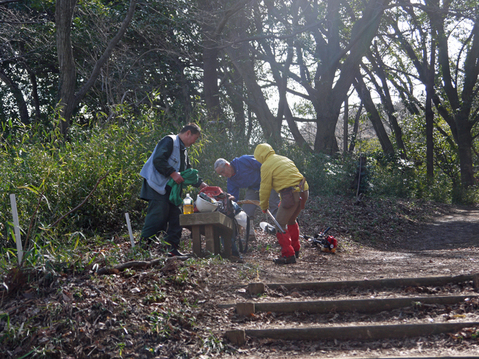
xmin=139 ymin=123 xmax=207 ymax=256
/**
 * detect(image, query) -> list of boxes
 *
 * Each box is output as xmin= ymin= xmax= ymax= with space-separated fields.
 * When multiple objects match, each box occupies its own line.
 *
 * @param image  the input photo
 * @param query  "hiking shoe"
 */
xmin=168 ymin=248 xmax=185 ymax=257
xmin=295 ymin=250 xmax=300 ymax=259
xmin=230 ymin=255 xmax=244 ymax=263
xmin=273 ymin=255 xmax=296 ymax=265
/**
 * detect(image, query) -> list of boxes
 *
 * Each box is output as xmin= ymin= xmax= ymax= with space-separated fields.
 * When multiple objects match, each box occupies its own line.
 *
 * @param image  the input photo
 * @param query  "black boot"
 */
xmin=273 ymin=255 xmax=296 ymax=265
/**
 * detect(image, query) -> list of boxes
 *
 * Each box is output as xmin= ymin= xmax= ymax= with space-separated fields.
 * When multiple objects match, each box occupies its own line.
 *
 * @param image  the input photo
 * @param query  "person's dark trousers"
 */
xmin=141 ymin=195 xmax=182 ymax=249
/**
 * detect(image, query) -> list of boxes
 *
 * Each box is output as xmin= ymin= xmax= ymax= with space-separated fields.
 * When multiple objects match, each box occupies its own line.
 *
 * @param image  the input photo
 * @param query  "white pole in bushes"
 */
xmin=125 ymin=213 xmax=135 ymax=247
xmin=10 ymin=194 xmax=23 ymax=265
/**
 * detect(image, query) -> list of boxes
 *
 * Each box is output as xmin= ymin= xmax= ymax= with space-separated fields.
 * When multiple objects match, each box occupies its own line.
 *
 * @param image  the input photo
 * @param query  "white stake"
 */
xmin=125 ymin=213 xmax=135 ymax=247
xmin=10 ymin=194 xmax=23 ymax=265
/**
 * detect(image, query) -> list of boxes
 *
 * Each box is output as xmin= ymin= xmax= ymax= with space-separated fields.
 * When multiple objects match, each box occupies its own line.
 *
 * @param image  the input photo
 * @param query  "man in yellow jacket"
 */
xmin=254 ymin=143 xmax=309 ymax=264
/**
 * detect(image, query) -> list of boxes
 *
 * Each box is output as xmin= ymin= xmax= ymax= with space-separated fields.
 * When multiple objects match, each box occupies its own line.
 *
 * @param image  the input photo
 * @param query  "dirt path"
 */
xmin=409 ymin=206 xmax=479 ymax=250
xmin=251 ymin=206 xmax=479 ymax=285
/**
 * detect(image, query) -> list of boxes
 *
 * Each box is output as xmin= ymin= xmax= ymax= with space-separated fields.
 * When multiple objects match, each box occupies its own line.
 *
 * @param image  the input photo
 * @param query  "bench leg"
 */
xmin=205 ymin=225 xmax=215 ymax=255
xmin=213 ymin=228 xmax=221 ymax=255
xmin=221 ymin=229 xmax=232 ymax=258
xmin=205 ymin=225 xmax=222 ymax=255
xmin=192 ymin=226 xmax=201 ymax=256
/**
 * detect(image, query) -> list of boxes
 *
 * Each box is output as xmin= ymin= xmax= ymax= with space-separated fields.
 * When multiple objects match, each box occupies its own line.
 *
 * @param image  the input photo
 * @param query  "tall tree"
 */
xmin=427 ymin=0 xmax=479 ymax=189
xmin=387 ymin=0 xmax=479 ymax=189
xmin=0 ymin=0 xmax=57 ymax=125
xmin=353 ymin=74 xmax=395 ymax=156
xmin=361 ymin=50 xmax=408 ymax=159
xmin=225 ymin=0 xmax=391 ymax=154
xmin=195 ymin=0 xmax=277 ymax=143
xmin=55 ymin=0 xmax=136 ymax=135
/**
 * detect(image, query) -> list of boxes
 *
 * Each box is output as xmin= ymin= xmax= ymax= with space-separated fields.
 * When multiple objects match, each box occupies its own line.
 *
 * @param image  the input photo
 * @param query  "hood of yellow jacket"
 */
xmin=254 ymin=143 xmax=275 ymax=164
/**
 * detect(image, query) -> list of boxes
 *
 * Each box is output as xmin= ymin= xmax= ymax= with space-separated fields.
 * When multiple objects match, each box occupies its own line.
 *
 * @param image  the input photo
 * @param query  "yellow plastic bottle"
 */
xmin=183 ymin=193 xmax=194 ymax=214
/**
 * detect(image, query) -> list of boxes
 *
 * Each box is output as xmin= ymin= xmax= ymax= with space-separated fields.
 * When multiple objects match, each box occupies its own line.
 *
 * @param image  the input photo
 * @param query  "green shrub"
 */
xmin=0 ymin=113 xmax=181 ymax=253
xmin=279 ymin=145 xmax=349 ymax=196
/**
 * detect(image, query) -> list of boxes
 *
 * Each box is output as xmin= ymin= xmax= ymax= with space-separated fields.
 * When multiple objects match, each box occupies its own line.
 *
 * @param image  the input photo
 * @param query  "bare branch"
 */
xmin=0 ymin=0 xmax=21 ymax=6
xmin=74 ymin=0 xmax=137 ymax=105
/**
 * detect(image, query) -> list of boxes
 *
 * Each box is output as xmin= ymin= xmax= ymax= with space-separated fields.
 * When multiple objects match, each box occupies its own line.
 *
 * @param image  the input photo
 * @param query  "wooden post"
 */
xmin=243 ymin=322 xmax=479 ymax=341
xmin=205 ymin=225 xmax=215 ymax=254
xmin=125 ymin=213 xmax=135 ymax=247
xmin=248 ymin=282 xmax=265 ymax=295
xmin=192 ymin=226 xmax=201 ymax=256
xmin=225 ymin=330 xmax=246 ymax=345
xmin=222 ymin=229 xmax=232 ymax=257
xmin=252 ymin=295 xmax=477 ymax=314
xmin=473 ymin=273 xmax=479 ymax=289
xmin=265 ymin=274 xmax=476 ymax=291
xmin=236 ymin=302 xmax=255 ymax=316
xmin=10 ymin=194 xmax=23 ymax=265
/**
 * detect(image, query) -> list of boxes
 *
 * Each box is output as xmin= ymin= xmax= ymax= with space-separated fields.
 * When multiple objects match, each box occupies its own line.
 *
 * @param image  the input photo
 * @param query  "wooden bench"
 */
xmin=179 ymin=212 xmax=235 ymax=257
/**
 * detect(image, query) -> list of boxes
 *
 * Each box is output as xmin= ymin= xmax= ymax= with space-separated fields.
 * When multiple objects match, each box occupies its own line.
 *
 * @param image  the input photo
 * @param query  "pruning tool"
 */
xmin=237 ymin=199 xmax=286 ymax=233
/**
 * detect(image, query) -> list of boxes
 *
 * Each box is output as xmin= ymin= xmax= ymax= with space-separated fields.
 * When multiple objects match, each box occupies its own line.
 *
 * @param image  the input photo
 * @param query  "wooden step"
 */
xmin=225 ymin=321 xmax=479 ymax=345
xmin=227 ymin=275 xmax=479 ymax=347
xmin=236 ymin=295 xmax=478 ymax=315
xmin=321 ymin=358 xmax=478 ymax=359
xmin=247 ymin=274 xmax=478 ymax=295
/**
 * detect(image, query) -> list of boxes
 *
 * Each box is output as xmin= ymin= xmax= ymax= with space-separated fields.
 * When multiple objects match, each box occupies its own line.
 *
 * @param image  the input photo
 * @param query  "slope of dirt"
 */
xmin=1 ymin=196 xmax=478 ymax=358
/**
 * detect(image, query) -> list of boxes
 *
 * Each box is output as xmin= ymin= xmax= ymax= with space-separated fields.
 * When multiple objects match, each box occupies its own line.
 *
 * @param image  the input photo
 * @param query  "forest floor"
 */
xmin=1 ymin=195 xmax=479 ymax=358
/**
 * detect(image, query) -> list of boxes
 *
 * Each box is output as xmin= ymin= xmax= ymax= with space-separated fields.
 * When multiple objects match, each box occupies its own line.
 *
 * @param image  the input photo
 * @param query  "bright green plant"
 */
xmin=116 ymin=342 xmax=126 ymax=357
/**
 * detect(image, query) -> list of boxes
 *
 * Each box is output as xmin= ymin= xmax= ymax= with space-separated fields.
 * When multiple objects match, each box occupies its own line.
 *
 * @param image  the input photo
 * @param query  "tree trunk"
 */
xmin=456 ymin=117 xmax=475 ymax=188
xmin=198 ymin=0 xmax=251 ymax=127
xmin=225 ymin=45 xmax=282 ymax=144
xmin=203 ymin=39 xmax=223 ymax=122
xmin=55 ymin=0 xmax=77 ymax=135
xmin=310 ymin=0 xmax=390 ymax=154
xmin=425 ymin=32 xmax=436 ymax=182
xmin=426 ymin=0 xmax=478 ymax=190
xmin=0 ymin=69 xmax=29 ymax=124
xmin=354 ymin=76 xmax=395 ymax=156
xmin=55 ymin=0 xmax=136 ymax=135
xmin=313 ymin=98 xmax=341 ymax=155
xmin=222 ymin=7 xmax=250 ymax=142
xmin=343 ymin=97 xmax=349 ymax=154
xmin=425 ymin=84 xmax=434 ymax=182
xmin=224 ymin=75 xmax=246 ymax=141
xmin=363 ymin=54 xmax=407 ymax=158
xmin=28 ymin=68 xmax=41 ymax=122
xmin=283 ymin=99 xmax=311 ymax=152
xmin=349 ymin=102 xmax=363 ymax=154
